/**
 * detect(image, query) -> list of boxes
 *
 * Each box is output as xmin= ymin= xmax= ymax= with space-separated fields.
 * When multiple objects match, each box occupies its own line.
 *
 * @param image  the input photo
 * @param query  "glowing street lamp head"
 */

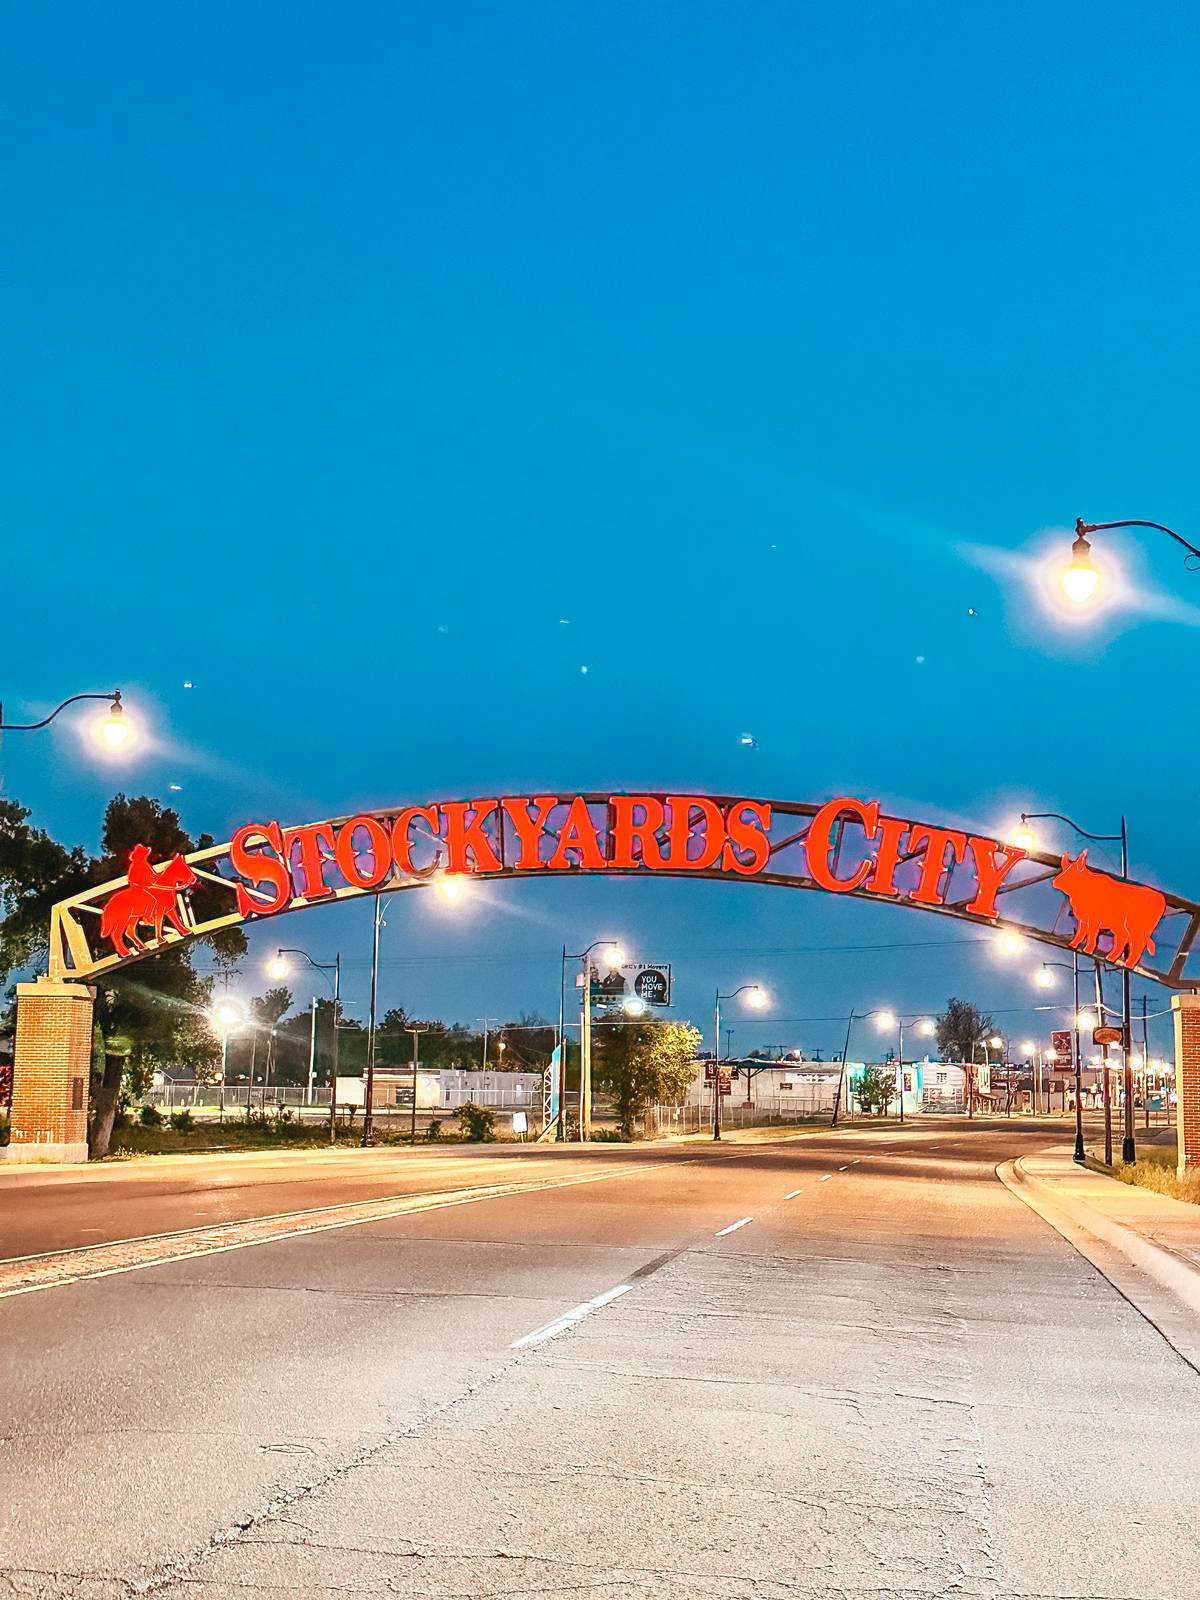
xmin=600 ymin=944 xmax=625 ymax=969
xmin=267 ymin=953 xmax=289 ymax=981
xmin=916 ymin=1018 xmax=936 ymax=1037
xmin=874 ymin=1009 xmax=896 ymax=1030
xmin=1020 ymin=1039 xmax=1036 ymax=1056
xmin=434 ymin=874 xmax=466 ymax=903
xmin=212 ymin=999 xmax=244 ymax=1032
xmin=988 ymin=1035 xmax=1003 ymax=1049
xmin=1034 ymin=966 xmax=1055 ymax=988
xmin=743 ymin=984 xmax=768 ymax=1010
xmin=95 ymin=692 xmax=132 ymax=752
xmin=1010 ymin=822 xmax=1037 ymax=851
xmin=1061 ymin=530 xmax=1100 ymax=606
xmin=996 ymin=930 xmax=1023 ymax=958
xmin=623 ymin=996 xmax=648 ymax=1018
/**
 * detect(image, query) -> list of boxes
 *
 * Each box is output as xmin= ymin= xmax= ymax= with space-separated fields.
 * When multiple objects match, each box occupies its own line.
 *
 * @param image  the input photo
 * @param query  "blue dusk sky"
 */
xmin=3 ymin=1 xmax=1198 ymax=1058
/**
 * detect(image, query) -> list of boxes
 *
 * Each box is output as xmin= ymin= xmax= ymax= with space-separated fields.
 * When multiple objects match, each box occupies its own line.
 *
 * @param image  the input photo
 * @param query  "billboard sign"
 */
xmin=592 ymin=963 xmax=672 ymax=1008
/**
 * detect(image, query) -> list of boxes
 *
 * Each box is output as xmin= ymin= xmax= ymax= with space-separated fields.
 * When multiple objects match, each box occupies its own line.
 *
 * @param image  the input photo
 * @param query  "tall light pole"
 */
xmin=562 ymin=941 xmax=624 ymax=1143
xmin=406 ymin=1026 xmax=428 ymax=1142
xmin=713 ymin=984 xmax=767 ymax=1140
xmin=1020 ymin=810 xmax=1136 ymax=1164
xmin=270 ymin=948 xmax=342 ymax=1142
xmin=209 ymin=998 xmax=245 ymax=1124
xmin=1037 ymin=956 xmax=1084 ymax=1162
xmin=869 ymin=1010 xmax=936 ymax=1122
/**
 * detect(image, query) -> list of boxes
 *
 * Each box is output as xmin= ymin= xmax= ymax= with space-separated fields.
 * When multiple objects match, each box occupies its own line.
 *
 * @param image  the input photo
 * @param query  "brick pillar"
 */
xmin=1171 ymin=992 xmax=1200 ymax=1177
xmin=4 ymin=977 xmax=94 ymax=1163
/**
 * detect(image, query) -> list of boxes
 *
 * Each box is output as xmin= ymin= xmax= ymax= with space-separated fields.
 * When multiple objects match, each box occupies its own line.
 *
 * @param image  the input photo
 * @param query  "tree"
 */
xmin=936 ymin=998 xmax=996 ymax=1066
xmin=0 ymin=799 xmax=88 ymax=979
xmin=854 ymin=1065 xmax=897 ymax=1116
xmin=594 ymin=1019 xmax=701 ymax=1140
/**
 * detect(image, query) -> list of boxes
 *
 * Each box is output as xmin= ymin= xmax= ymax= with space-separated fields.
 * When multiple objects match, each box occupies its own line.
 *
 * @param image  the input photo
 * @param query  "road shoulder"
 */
xmin=998 ymin=1145 xmax=1200 ymax=1373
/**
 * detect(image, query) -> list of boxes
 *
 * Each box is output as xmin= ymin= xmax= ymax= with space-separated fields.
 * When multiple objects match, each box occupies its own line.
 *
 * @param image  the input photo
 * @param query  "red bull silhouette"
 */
xmin=99 ymin=846 xmax=198 ymax=958
xmin=1052 ymin=849 xmax=1165 ymax=969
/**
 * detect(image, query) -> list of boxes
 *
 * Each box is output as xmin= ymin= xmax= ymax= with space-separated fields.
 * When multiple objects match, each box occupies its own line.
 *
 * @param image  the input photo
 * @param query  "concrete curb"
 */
xmin=998 ymin=1153 xmax=1200 ymax=1369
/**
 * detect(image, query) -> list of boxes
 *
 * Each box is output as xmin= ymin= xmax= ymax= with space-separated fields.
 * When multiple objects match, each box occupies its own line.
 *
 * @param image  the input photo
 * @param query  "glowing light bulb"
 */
xmin=1011 ymin=824 xmax=1036 ymax=851
xmin=267 ymin=955 xmax=289 ymax=980
xmin=435 ymin=875 xmax=465 ymax=903
xmin=1034 ymin=967 xmax=1055 ymax=988
xmin=601 ymin=944 xmax=626 ymax=968
xmin=996 ymin=930 xmax=1023 ymax=957
xmin=988 ymin=1035 xmax=1003 ymax=1049
xmin=1062 ymin=533 xmax=1100 ymax=605
xmin=874 ymin=1010 xmax=896 ymax=1030
xmin=916 ymin=1018 xmax=936 ymax=1037
xmin=623 ymin=996 xmax=647 ymax=1017
xmin=1020 ymin=1040 xmax=1036 ymax=1055
xmin=744 ymin=985 xmax=768 ymax=1009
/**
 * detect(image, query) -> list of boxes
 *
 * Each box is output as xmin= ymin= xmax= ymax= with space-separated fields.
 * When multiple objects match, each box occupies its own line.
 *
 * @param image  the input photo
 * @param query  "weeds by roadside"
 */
xmin=1113 ymin=1158 xmax=1200 ymax=1207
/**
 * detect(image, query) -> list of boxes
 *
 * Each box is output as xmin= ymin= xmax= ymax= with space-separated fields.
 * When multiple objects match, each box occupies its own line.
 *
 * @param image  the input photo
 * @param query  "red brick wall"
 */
xmin=9 ymin=979 xmax=94 ymax=1153
xmin=1172 ymin=993 xmax=1200 ymax=1176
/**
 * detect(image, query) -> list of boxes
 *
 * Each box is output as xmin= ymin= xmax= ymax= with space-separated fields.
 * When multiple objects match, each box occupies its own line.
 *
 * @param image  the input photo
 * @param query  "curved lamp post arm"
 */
xmin=1076 ymin=516 xmax=1200 ymax=568
xmin=0 ymin=689 xmax=122 ymax=731
xmin=1021 ymin=809 xmax=1121 ymax=846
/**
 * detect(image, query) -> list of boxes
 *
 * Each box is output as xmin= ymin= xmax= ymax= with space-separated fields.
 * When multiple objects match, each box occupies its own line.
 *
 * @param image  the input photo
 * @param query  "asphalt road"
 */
xmin=2 ymin=1119 xmax=1198 ymax=1599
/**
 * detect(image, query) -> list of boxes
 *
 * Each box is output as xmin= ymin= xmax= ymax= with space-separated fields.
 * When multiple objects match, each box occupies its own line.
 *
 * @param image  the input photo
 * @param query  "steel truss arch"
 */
xmin=47 ymin=792 xmax=1200 ymax=991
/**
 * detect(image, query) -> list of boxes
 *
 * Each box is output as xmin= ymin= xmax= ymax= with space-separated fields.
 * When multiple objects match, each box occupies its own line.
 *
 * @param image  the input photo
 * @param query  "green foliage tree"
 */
xmin=936 ymin=998 xmax=996 ymax=1066
xmin=854 ymin=1065 xmax=897 ymax=1115
xmin=455 ymin=1102 xmax=495 ymax=1141
xmin=594 ymin=1018 xmax=702 ymax=1140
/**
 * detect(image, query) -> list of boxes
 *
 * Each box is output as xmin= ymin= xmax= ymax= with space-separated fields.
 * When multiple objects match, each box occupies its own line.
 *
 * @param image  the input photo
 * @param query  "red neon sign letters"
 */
xmin=99 ymin=793 xmax=1166 ymax=972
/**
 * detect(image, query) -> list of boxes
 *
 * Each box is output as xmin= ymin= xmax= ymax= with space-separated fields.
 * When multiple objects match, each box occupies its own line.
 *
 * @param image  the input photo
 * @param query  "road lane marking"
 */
xmin=0 ymin=1163 xmax=670 ymax=1301
xmin=838 ymin=1165 xmax=849 ymax=1170
xmin=783 ymin=1189 xmax=803 ymax=1200
xmin=511 ymin=1283 xmax=633 ymax=1348
xmin=819 ymin=1174 xmax=832 ymax=1182
xmin=715 ymin=1216 xmax=753 ymax=1236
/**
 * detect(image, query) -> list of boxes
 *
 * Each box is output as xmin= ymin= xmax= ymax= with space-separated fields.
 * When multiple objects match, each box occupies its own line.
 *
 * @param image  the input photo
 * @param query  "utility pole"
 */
xmin=406 ymin=1027 xmax=427 ymax=1142
xmin=1095 ymin=961 xmax=1112 ymax=1166
xmin=306 ymin=997 xmax=318 ymax=1106
xmin=363 ymin=899 xmax=385 ymax=1146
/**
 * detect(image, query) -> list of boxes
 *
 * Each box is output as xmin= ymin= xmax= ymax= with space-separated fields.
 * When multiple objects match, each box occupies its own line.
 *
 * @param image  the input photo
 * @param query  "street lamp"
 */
xmin=712 ymin=984 xmax=767 ymax=1141
xmin=1021 ymin=809 xmax=1136 ymax=1163
xmin=1038 ymin=957 xmax=1085 ymax=1163
xmin=1063 ymin=516 xmax=1200 ymax=607
xmin=872 ymin=1010 xmax=935 ymax=1123
xmin=209 ymin=998 xmax=246 ymax=1119
xmin=0 ymin=689 xmax=132 ymax=758
xmin=559 ymin=939 xmax=625 ymax=1143
xmin=269 ymin=947 xmax=342 ymax=1138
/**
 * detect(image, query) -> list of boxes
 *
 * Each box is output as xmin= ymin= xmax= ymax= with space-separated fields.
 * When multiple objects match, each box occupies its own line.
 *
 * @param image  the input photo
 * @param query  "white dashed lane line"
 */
xmin=838 ymin=1165 xmax=849 ymax=1170
xmin=783 ymin=1189 xmax=803 ymax=1200
xmin=511 ymin=1283 xmax=633 ymax=1349
xmin=715 ymin=1216 xmax=753 ymax=1237
xmin=819 ymin=1174 xmax=832 ymax=1183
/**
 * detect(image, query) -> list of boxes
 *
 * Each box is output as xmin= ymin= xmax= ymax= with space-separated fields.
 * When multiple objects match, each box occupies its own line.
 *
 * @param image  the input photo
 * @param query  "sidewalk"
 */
xmin=999 ymin=1145 xmax=1200 ymax=1369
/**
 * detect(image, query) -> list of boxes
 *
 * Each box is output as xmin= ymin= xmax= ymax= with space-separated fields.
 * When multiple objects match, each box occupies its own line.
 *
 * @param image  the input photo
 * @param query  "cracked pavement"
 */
xmin=2 ymin=1122 xmax=1198 ymax=1598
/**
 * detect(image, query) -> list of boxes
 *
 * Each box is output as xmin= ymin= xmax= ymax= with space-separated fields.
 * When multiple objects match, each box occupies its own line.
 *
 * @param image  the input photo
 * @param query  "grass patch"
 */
xmin=1112 ymin=1160 xmax=1200 ymax=1206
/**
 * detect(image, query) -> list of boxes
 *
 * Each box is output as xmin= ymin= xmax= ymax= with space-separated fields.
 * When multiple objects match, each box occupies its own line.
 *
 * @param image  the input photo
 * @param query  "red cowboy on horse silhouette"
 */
xmin=99 ymin=844 xmax=198 ymax=958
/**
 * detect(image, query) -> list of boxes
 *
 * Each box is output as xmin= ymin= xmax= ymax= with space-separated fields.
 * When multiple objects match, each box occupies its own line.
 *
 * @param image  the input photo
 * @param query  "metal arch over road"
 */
xmin=47 ymin=791 xmax=1200 ymax=989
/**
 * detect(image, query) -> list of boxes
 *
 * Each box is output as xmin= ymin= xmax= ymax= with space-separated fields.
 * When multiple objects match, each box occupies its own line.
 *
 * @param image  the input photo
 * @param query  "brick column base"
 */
xmin=1171 ymin=992 xmax=1200 ymax=1177
xmin=3 ymin=977 xmax=94 ymax=1164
